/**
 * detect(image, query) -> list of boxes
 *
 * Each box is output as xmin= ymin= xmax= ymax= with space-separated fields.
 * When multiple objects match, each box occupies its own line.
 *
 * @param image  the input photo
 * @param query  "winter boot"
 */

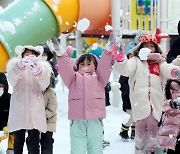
xmin=130 ymin=126 xmax=135 ymax=139
xmin=6 ymin=149 xmax=14 ymax=154
xmin=119 ymin=124 xmax=129 ymax=142
xmin=102 ymin=140 xmax=110 ymax=148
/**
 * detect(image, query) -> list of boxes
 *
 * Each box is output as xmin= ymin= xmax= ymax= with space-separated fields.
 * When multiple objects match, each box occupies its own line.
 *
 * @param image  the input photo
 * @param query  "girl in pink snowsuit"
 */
xmin=158 ymin=79 xmax=180 ymax=153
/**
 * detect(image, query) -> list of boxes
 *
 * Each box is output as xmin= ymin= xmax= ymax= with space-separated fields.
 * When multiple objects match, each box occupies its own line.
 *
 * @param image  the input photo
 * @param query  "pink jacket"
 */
xmin=6 ymin=58 xmax=52 ymax=133
xmin=158 ymin=100 xmax=180 ymax=150
xmin=57 ymin=50 xmax=113 ymax=120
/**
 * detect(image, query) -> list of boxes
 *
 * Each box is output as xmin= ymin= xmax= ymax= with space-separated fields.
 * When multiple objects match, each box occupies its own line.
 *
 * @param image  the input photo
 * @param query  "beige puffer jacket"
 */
xmin=43 ymin=87 xmax=58 ymax=132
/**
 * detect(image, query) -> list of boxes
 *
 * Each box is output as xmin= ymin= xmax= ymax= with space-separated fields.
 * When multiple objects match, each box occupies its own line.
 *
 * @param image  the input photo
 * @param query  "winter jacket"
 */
xmin=114 ymin=57 xmax=179 ymax=122
xmin=158 ymin=100 xmax=180 ymax=150
xmin=56 ymin=50 xmax=113 ymax=120
xmin=0 ymin=73 xmax=11 ymax=130
xmin=43 ymin=87 xmax=57 ymax=132
xmin=119 ymin=75 xmax=131 ymax=112
xmin=6 ymin=57 xmax=52 ymax=133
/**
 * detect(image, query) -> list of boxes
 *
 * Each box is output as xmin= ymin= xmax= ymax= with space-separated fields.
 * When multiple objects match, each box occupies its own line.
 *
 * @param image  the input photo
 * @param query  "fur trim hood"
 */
xmin=15 ymin=45 xmax=44 ymax=58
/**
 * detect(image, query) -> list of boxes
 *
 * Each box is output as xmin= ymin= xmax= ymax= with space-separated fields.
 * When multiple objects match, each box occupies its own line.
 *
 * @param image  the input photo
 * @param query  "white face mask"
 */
xmin=0 ymin=87 xmax=4 ymax=96
xmin=41 ymin=56 xmax=48 ymax=61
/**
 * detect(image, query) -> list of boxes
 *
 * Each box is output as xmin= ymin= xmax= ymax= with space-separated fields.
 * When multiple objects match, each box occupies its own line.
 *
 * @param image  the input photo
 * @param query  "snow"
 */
xmin=77 ymin=18 xmax=90 ymax=33
xmin=0 ymin=76 xmax=135 ymax=154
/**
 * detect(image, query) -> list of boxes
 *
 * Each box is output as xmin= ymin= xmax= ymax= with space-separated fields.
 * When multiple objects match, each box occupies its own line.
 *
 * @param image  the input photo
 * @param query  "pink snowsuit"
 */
xmin=56 ymin=50 xmax=113 ymax=120
xmin=158 ymin=82 xmax=180 ymax=150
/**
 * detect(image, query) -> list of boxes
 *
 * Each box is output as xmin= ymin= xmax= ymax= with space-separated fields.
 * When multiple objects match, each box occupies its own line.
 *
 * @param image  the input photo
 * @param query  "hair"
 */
xmin=76 ymin=53 xmax=98 ymax=71
xmin=165 ymin=79 xmax=180 ymax=100
xmin=22 ymin=48 xmax=39 ymax=57
xmin=133 ymin=42 xmax=159 ymax=57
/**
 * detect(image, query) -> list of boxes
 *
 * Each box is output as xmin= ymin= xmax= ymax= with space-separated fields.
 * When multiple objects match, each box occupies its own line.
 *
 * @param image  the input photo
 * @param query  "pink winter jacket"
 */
xmin=6 ymin=58 xmax=52 ymax=133
xmin=56 ymin=50 xmax=113 ymax=120
xmin=158 ymin=96 xmax=180 ymax=150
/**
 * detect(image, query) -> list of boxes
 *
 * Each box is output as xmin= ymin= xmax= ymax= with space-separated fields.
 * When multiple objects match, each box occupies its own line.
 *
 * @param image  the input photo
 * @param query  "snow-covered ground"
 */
xmin=0 ymin=76 xmax=135 ymax=154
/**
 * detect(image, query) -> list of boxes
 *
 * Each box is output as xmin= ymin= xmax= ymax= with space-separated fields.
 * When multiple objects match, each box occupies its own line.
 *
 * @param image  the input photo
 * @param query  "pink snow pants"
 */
xmin=135 ymin=113 xmax=158 ymax=153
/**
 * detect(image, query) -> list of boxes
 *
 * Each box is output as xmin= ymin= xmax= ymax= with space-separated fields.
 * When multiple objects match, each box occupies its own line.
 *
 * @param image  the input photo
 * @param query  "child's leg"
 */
xmin=135 ymin=118 xmax=147 ymax=152
xmin=70 ymin=120 xmax=88 ymax=154
xmin=40 ymin=131 xmax=54 ymax=154
xmin=14 ymin=129 xmax=26 ymax=154
xmin=26 ymin=129 xmax=40 ymax=154
xmin=146 ymin=113 xmax=158 ymax=153
xmin=86 ymin=119 xmax=103 ymax=154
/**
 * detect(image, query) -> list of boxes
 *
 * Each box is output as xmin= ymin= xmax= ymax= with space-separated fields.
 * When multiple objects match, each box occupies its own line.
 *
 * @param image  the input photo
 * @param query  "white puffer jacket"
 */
xmin=115 ymin=57 xmax=179 ymax=122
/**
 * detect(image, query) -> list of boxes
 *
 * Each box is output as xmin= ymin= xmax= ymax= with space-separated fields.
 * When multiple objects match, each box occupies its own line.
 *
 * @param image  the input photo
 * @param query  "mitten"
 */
xmin=113 ymin=43 xmax=125 ymax=62
xmin=46 ymin=38 xmax=65 ymax=56
xmin=66 ymin=45 xmax=74 ymax=57
xmin=29 ymin=61 xmax=42 ymax=75
xmin=138 ymin=48 xmax=151 ymax=60
xmin=110 ymin=81 xmax=121 ymax=92
xmin=17 ymin=57 xmax=30 ymax=69
xmin=171 ymin=69 xmax=180 ymax=79
xmin=170 ymin=100 xmax=180 ymax=110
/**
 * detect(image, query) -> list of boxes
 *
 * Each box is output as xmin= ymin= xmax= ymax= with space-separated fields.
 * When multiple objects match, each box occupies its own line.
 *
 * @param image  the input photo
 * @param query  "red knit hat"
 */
xmin=139 ymin=33 xmax=158 ymax=45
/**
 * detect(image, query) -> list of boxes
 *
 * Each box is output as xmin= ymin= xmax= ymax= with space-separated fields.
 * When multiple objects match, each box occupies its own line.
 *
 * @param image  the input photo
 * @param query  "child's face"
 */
xmin=143 ymin=42 xmax=155 ymax=53
xmin=78 ymin=58 xmax=95 ymax=72
xmin=22 ymin=49 xmax=35 ymax=58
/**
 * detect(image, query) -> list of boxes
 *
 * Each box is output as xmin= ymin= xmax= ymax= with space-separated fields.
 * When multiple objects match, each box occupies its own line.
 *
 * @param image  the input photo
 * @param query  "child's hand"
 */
xmin=28 ymin=61 xmax=42 ymax=75
xmin=170 ymin=98 xmax=180 ymax=110
xmin=113 ymin=43 xmax=125 ymax=62
xmin=17 ymin=56 xmax=31 ymax=69
xmin=171 ymin=69 xmax=180 ymax=79
xmin=46 ymin=38 xmax=65 ymax=56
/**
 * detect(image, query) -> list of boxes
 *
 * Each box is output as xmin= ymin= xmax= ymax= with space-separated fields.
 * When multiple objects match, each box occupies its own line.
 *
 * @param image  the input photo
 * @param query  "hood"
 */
xmin=0 ymin=72 xmax=9 ymax=93
xmin=41 ymin=44 xmax=54 ymax=60
xmin=15 ymin=45 xmax=44 ymax=58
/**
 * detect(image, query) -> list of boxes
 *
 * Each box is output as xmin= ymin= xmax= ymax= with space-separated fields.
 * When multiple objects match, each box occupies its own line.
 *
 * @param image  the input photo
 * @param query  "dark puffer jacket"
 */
xmin=0 ymin=72 xmax=11 ymax=130
xmin=167 ymin=20 xmax=180 ymax=63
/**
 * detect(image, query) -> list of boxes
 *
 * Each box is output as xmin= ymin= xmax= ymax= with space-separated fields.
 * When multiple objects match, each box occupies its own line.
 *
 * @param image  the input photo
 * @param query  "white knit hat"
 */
xmin=15 ymin=45 xmax=44 ymax=57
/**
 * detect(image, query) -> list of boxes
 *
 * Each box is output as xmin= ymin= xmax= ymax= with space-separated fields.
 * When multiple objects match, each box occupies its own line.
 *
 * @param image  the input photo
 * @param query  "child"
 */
xmin=40 ymin=72 xmax=58 ymax=154
xmin=6 ymin=45 xmax=52 ymax=154
xmin=113 ymin=33 xmax=179 ymax=154
xmin=47 ymin=38 xmax=113 ymax=154
xmin=119 ymin=52 xmax=135 ymax=141
xmin=158 ymin=79 xmax=180 ymax=154
xmin=0 ymin=72 xmax=14 ymax=154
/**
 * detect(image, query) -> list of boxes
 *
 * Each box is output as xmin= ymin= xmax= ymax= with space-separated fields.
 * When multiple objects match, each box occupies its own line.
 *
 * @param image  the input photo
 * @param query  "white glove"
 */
xmin=110 ymin=81 xmax=121 ymax=92
xmin=46 ymin=38 xmax=65 ymax=56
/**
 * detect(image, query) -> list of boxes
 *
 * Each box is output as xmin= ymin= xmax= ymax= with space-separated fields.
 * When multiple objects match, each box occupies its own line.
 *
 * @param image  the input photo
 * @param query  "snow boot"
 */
xmin=130 ymin=126 xmax=135 ymax=139
xmin=119 ymin=124 xmax=129 ymax=142
xmin=102 ymin=140 xmax=110 ymax=148
xmin=6 ymin=149 xmax=14 ymax=154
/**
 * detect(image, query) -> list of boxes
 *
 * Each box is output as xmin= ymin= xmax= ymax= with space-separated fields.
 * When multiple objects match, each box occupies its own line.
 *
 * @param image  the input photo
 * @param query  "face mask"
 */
xmin=0 ymin=87 xmax=4 ymax=96
xmin=41 ymin=56 xmax=48 ymax=61
xmin=79 ymin=64 xmax=95 ymax=73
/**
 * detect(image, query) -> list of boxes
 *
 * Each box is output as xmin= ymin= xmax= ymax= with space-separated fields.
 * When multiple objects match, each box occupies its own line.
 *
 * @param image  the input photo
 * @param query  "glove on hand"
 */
xmin=171 ymin=69 xmax=180 ymax=79
xmin=28 ymin=61 xmax=42 ymax=75
xmin=113 ymin=43 xmax=125 ymax=62
xmin=3 ymin=126 xmax=8 ymax=135
xmin=17 ymin=55 xmax=36 ymax=69
xmin=46 ymin=38 xmax=65 ymax=56
xmin=170 ymin=99 xmax=180 ymax=110
xmin=147 ymin=53 xmax=165 ymax=62
xmin=66 ymin=45 xmax=74 ymax=57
